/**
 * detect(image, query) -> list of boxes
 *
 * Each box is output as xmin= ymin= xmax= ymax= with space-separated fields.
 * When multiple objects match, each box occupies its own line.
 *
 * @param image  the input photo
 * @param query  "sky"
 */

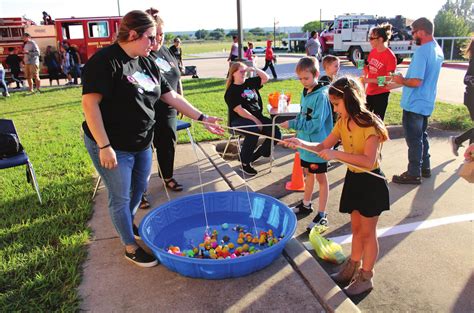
xmin=0 ymin=0 xmax=446 ymax=32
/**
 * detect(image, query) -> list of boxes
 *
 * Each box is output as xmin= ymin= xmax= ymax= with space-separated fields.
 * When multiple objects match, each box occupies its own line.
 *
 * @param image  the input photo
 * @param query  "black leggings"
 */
xmin=153 ymin=104 xmax=177 ymax=179
xmin=262 ymin=60 xmax=277 ymax=79
xmin=366 ymin=92 xmax=390 ymax=121
xmin=231 ymin=116 xmax=281 ymax=164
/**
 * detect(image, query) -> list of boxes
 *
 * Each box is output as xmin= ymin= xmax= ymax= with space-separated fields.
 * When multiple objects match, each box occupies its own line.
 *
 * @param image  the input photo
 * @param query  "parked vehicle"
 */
xmin=0 ymin=15 xmax=121 ymax=78
xmin=319 ymin=14 xmax=416 ymax=65
xmin=252 ymin=46 xmax=266 ymax=54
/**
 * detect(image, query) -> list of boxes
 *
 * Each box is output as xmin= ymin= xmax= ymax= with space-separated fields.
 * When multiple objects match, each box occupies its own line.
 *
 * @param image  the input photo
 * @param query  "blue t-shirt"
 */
xmin=400 ymin=40 xmax=444 ymax=116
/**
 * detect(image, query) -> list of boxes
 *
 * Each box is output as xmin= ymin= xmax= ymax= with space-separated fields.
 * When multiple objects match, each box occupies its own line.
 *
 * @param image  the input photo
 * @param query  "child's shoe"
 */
xmin=344 ymin=269 xmax=374 ymax=296
xmin=291 ymin=201 xmax=313 ymax=214
xmin=306 ymin=212 xmax=328 ymax=231
xmin=330 ymin=258 xmax=361 ymax=286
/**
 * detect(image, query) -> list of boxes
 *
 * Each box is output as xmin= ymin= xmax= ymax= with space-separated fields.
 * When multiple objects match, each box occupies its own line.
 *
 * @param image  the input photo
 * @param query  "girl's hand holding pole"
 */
xmin=318 ymin=148 xmax=336 ymax=161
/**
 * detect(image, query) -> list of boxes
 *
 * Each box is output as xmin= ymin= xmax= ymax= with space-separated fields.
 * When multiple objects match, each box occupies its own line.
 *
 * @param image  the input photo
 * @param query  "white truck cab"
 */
xmin=320 ymin=14 xmax=416 ymax=65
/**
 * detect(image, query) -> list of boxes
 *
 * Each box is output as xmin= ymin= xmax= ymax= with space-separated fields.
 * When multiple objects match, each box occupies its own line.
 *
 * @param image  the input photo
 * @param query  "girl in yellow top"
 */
xmin=282 ymin=77 xmax=389 ymax=296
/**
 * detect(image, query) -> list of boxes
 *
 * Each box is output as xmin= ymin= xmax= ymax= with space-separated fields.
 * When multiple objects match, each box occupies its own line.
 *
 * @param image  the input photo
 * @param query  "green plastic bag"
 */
xmin=309 ymin=226 xmax=346 ymax=264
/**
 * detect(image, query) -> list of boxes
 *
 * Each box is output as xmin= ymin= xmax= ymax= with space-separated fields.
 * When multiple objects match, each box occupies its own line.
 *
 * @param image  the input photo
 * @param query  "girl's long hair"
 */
xmin=328 ymin=77 xmax=389 ymax=141
xmin=226 ymin=62 xmax=244 ymax=89
xmin=464 ymin=39 xmax=473 ymax=60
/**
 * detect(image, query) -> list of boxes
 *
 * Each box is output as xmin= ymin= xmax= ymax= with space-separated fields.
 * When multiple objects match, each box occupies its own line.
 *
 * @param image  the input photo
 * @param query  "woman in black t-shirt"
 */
xmin=169 ymin=37 xmax=184 ymax=74
xmin=147 ymin=11 xmax=184 ymax=195
xmin=224 ymin=62 xmax=281 ymax=176
xmin=81 ymin=10 xmax=222 ymax=268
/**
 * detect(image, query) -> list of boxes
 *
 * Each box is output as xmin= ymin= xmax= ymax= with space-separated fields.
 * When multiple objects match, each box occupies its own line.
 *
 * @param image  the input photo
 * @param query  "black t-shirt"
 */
xmin=81 ymin=43 xmax=171 ymax=151
xmin=6 ymin=54 xmax=21 ymax=72
xmin=149 ymin=47 xmax=180 ymax=93
xmin=168 ymin=45 xmax=182 ymax=64
xmin=224 ymin=76 xmax=263 ymax=122
xmin=318 ymin=75 xmax=332 ymax=87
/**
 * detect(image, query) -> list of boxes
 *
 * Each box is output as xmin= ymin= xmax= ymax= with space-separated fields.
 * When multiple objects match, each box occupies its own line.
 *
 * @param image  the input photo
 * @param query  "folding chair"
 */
xmin=0 ymin=119 xmax=42 ymax=204
xmin=222 ymin=110 xmax=242 ymax=159
xmin=91 ymin=120 xmax=192 ymax=199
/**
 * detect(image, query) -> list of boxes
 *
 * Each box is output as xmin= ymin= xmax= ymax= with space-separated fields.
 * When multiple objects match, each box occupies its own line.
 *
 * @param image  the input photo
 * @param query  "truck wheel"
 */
xmin=349 ymin=46 xmax=364 ymax=66
xmin=396 ymin=56 xmax=404 ymax=65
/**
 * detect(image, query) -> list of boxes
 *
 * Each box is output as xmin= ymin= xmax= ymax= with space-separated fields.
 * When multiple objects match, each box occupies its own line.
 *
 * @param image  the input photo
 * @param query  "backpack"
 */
xmin=0 ymin=133 xmax=23 ymax=159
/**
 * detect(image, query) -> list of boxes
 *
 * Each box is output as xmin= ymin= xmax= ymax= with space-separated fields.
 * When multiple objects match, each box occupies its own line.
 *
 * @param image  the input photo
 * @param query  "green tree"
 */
xmin=301 ymin=20 xmax=323 ymax=32
xmin=434 ymin=10 xmax=470 ymax=37
xmin=194 ymin=29 xmax=209 ymax=40
xmin=434 ymin=8 xmax=471 ymax=59
xmin=442 ymin=0 xmax=474 ymax=23
xmin=248 ymin=27 xmax=265 ymax=36
xmin=164 ymin=33 xmax=175 ymax=44
xmin=209 ymin=28 xmax=225 ymax=40
xmin=226 ymin=29 xmax=238 ymax=37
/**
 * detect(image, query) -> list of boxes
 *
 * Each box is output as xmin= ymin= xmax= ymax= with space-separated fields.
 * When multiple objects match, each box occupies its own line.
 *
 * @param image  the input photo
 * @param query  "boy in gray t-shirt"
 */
xmin=22 ymin=33 xmax=41 ymax=93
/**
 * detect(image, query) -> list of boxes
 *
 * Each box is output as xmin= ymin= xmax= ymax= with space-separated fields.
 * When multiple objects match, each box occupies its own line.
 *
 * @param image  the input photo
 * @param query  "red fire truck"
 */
xmin=0 ymin=15 xmax=121 ymax=78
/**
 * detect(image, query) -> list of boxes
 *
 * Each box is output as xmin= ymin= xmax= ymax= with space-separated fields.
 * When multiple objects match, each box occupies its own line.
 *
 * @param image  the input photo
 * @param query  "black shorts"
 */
xmin=300 ymin=160 xmax=328 ymax=174
xmin=339 ymin=168 xmax=390 ymax=217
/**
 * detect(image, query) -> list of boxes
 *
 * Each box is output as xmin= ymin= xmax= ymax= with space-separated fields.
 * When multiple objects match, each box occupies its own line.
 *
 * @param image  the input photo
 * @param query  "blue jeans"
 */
xmin=0 ymin=68 xmax=8 ymax=94
xmin=402 ymin=110 xmax=430 ymax=176
xmin=84 ymin=135 xmax=152 ymax=245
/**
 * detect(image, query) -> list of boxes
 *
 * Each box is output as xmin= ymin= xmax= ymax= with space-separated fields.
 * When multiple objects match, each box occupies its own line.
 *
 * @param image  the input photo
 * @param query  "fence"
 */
xmin=436 ymin=36 xmax=473 ymax=61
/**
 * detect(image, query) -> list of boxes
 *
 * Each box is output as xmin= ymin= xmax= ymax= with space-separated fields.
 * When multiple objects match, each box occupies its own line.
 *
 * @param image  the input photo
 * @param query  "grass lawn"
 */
xmin=182 ymin=40 xmax=267 ymax=57
xmin=0 ymin=80 xmax=471 ymax=310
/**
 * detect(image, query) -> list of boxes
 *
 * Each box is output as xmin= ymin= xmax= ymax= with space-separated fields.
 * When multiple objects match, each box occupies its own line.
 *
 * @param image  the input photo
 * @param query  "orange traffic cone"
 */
xmin=285 ymin=152 xmax=305 ymax=191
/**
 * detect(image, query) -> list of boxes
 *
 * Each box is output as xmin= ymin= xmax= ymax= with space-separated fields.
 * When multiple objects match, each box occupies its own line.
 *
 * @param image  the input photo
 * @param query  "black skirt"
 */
xmin=339 ymin=168 xmax=390 ymax=217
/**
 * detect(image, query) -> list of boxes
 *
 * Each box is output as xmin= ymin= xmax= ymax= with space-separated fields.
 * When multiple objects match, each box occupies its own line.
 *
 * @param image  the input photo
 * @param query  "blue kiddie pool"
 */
xmin=139 ymin=191 xmax=296 ymax=279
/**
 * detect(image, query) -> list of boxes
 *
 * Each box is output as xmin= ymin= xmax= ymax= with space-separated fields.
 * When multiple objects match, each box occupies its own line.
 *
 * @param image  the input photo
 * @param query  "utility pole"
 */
xmin=273 ymin=18 xmax=279 ymax=48
xmin=117 ymin=0 xmax=121 ymax=16
xmin=237 ymin=0 xmax=243 ymax=60
xmin=320 ymin=9 xmax=322 ymax=31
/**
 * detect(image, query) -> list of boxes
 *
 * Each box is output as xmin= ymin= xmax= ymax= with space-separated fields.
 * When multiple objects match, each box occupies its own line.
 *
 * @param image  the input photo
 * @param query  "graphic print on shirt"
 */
xmin=127 ymin=71 xmax=157 ymax=92
xmin=154 ymin=57 xmax=174 ymax=74
xmin=305 ymin=107 xmax=313 ymax=121
xmin=368 ymin=58 xmax=384 ymax=74
xmin=241 ymin=88 xmax=258 ymax=102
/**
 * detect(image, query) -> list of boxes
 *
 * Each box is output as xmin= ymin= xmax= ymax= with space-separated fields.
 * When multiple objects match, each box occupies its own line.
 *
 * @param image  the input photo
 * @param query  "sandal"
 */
xmin=164 ymin=178 xmax=183 ymax=192
xmin=139 ymin=195 xmax=150 ymax=210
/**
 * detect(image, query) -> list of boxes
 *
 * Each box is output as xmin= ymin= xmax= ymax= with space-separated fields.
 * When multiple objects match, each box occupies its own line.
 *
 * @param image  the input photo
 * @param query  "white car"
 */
xmin=252 ymin=46 xmax=266 ymax=54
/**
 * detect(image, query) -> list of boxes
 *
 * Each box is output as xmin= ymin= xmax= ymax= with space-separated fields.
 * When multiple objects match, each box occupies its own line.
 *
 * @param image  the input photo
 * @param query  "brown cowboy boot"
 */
xmin=330 ymin=258 xmax=361 ymax=286
xmin=344 ymin=268 xmax=374 ymax=296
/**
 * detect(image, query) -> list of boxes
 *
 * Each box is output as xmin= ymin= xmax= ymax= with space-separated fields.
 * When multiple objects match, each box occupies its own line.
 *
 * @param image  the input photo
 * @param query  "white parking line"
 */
xmin=303 ymin=213 xmax=474 ymax=250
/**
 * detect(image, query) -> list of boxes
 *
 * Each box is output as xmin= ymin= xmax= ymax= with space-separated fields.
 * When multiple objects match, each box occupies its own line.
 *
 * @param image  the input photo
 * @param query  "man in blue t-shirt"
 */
xmin=392 ymin=18 xmax=444 ymax=185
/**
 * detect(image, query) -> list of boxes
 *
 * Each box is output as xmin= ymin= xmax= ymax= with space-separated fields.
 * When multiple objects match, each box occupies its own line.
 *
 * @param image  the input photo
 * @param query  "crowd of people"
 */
xmin=2 ymin=7 xmax=467 ymax=298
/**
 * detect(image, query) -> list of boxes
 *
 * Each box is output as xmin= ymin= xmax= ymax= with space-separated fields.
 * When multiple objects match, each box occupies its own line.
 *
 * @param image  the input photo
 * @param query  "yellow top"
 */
xmin=331 ymin=117 xmax=383 ymax=173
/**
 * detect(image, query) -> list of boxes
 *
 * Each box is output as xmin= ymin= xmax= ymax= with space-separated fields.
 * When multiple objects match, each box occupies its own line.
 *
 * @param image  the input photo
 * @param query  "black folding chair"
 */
xmin=0 ymin=119 xmax=42 ymax=204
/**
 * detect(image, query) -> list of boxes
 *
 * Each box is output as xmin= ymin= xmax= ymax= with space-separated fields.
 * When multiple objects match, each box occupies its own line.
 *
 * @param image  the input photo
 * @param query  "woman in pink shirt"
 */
xmin=362 ymin=24 xmax=397 ymax=120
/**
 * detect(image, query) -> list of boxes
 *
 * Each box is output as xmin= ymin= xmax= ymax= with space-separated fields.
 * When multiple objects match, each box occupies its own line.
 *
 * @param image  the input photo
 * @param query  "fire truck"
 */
xmin=0 ymin=15 xmax=121 ymax=79
xmin=319 ymin=14 xmax=416 ymax=65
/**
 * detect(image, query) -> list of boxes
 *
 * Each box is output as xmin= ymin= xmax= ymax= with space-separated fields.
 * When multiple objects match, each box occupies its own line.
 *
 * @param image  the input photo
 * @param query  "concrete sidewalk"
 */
xmin=224 ymin=127 xmax=474 ymax=312
xmin=79 ymin=143 xmax=358 ymax=312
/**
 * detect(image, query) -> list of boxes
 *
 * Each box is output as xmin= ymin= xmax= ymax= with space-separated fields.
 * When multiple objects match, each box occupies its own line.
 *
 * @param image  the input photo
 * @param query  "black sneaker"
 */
xmin=421 ymin=169 xmax=431 ymax=178
xmin=133 ymin=224 xmax=141 ymax=240
xmin=307 ymin=212 xmax=329 ymax=231
xmin=241 ymin=163 xmax=257 ymax=176
xmin=291 ymin=201 xmax=313 ymax=214
xmin=392 ymin=171 xmax=422 ymax=185
xmin=125 ymin=247 xmax=158 ymax=268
